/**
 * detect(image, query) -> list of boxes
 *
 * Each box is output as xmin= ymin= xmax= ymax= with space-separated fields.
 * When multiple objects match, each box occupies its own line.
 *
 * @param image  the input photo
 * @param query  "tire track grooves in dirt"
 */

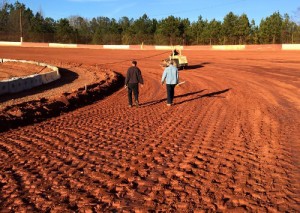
xmin=85 ymin=90 xmax=211 ymax=210
xmin=0 ymin=49 xmax=299 ymax=211
xmin=178 ymin=63 xmax=299 ymax=211
xmin=227 ymin=80 xmax=299 ymax=211
xmin=0 ymin=139 xmax=66 ymax=211
xmin=6 ymin=100 xmax=193 ymax=210
xmin=221 ymin=81 xmax=294 ymax=210
xmin=187 ymin=102 xmax=232 ymax=210
xmin=270 ymin=111 xmax=300 ymax=210
xmin=137 ymin=71 xmax=233 ymax=210
xmin=1 ymin=133 xmax=121 ymax=210
xmin=112 ymin=96 xmax=220 ymax=209
xmin=227 ymin=70 xmax=298 ymax=210
xmin=13 ymin=132 xmax=113 ymax=207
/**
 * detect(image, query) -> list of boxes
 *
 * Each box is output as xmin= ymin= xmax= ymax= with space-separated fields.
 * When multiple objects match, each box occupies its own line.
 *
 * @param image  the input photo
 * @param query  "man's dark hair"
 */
xmin=132 ymin=60 xmax=137 ymax=66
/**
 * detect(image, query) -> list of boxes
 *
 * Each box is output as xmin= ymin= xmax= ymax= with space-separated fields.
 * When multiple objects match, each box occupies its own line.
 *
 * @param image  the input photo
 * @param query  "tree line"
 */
xmin=1 ymin=1 xmax=299 ymax=45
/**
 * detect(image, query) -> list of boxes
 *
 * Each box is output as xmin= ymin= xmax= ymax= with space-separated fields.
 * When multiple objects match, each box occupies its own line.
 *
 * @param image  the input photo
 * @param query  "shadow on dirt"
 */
xmin=141 ymin=90 xmax=207 ymax=107
xmin=185 ymin=62 xmax=211 ymax=70
xmin=0 ymin=68 xmax=79 ymax=103
xmin=140 ymin=88 xmax=231 ymax=107
xmin=174 ymin=88 xmax=231 ymax=105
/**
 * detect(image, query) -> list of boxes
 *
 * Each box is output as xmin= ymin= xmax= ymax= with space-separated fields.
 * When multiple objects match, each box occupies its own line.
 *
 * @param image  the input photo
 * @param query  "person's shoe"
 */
xmin=167 ymin=104 xmax=171 ymax=107
xmin=135 ymin=100 xmax=139 ymax=107
xmin=128 ymin=105 xmax=132 ymax=108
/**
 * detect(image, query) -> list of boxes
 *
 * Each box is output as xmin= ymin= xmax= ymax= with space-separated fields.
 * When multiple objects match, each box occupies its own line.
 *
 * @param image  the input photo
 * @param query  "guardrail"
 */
xmin=0 ymin=59 xmax=60 ymax=96
xmin=282 ymin=44 xmax=300 ymax=50
xmin=0 ymin=41 xmax=299 ymax=50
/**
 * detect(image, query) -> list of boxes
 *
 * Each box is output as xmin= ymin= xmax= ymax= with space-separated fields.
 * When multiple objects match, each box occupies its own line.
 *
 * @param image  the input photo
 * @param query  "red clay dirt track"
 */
xmin=0 ymin=46 xmax=299 ymax=212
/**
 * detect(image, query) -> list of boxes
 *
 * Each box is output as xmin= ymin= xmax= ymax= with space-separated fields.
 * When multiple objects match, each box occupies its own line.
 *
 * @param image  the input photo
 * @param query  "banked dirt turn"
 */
xmin=0 ymin=47 xmax=299 ymax=212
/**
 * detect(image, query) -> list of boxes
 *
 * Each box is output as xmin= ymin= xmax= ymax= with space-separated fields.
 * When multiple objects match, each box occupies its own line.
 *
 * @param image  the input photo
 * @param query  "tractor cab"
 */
xmin=169 ymin=48 xmax=188 ymax=69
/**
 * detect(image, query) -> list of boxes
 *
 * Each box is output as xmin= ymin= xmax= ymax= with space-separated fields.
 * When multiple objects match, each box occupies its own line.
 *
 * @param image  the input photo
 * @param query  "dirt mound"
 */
xmin=0 ymin=70 xmax=124 ymax=132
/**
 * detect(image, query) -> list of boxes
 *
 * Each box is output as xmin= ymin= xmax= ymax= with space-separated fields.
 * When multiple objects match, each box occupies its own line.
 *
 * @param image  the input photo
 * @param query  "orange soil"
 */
xmin=0 ymin=46 xmax=299 ymax=212
xmin=0 ymin=61 xmax=53 ymax=80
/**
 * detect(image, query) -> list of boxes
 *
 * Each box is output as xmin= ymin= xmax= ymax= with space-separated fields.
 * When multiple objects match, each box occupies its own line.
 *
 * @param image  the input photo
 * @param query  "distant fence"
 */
xmin=1 ymin=41 xmax=300 ymax=51
xmin=281 ymin=44 xmax=300 ymax=50
xmin=0 ymin=59 xmax=60 ymax=96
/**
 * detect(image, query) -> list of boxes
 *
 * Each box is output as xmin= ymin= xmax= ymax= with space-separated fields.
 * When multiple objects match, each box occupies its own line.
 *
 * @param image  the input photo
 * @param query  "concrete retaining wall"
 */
xmin=212 ymin=45 xmax=246 ymax=50
xmin=22 ymin=42 xmax=49 ymax=47
xmin=0 ymin=41 xmax=299 ymax=50
xmin=3 ymin=59 xmax=18 ymax=63
xmin=49 ymin=43 xmax=77 ymax=48
xmin=103 ymin=45 xmax=130 ymax=49
xmin=40 ymin=71 xmax=60 ymax=84
xmin=184 ymin=45 xmax=212 ymax=50
xmin=129 ymin=45 xmax=144 ymax=50
xmin=0 ymin=41 xmax=21 ymax=46
xmin=0 ymin=80 xmax=9 ymax=95
xmin=77 ymin=44 xmax=103 ymax=49
xmin=0 ymin=59 xmax=60 ymax=96
xmin=282 ymin=44 xmax=300 ymax=50
xmin=245 ymin=44 xmax=282 ymax=50
xmin=139 ymin=45 xmax=156 ymax=50
xmin=22 ymin=74 xmax=43 ymax=90
xmin=8 ymin=77 xmax=25 ymax=93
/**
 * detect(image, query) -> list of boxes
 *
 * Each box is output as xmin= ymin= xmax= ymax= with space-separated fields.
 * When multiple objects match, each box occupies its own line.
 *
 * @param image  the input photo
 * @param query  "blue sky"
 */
xmin=9 ymin=0 xmax=300 ymax=24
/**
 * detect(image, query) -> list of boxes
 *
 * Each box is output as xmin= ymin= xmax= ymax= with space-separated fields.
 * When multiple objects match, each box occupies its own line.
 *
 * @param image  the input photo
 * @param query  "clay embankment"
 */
xmin=0 ymin=60 xmax=124 ymax=132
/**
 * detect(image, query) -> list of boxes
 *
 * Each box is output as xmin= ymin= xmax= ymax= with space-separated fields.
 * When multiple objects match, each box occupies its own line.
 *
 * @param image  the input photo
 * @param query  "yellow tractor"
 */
xmin=162 ymin=48 xmax=188 ymax=69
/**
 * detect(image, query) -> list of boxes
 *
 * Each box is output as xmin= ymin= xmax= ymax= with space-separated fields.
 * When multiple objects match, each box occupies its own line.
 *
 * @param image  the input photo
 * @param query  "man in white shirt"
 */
xmin=161 ymin=60 xmax=179 ymax=106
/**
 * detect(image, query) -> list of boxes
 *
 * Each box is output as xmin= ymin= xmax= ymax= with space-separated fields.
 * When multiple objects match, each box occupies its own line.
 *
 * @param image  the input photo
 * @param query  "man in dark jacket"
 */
xmin=125 ymin=60 xmax=144 ymax=107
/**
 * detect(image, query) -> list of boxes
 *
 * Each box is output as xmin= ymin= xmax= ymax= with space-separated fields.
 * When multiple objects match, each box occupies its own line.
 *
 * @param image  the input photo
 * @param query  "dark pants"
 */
xmin=166 ymin=84 xmax=176 ymax=104
xmin=127 ymin=83 xmax=139 ymax=105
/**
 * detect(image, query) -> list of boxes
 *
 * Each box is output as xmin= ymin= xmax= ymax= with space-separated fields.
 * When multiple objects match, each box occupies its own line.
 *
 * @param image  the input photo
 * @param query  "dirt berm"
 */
xmin=0 ymin=70 xmax=124 ymax=133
